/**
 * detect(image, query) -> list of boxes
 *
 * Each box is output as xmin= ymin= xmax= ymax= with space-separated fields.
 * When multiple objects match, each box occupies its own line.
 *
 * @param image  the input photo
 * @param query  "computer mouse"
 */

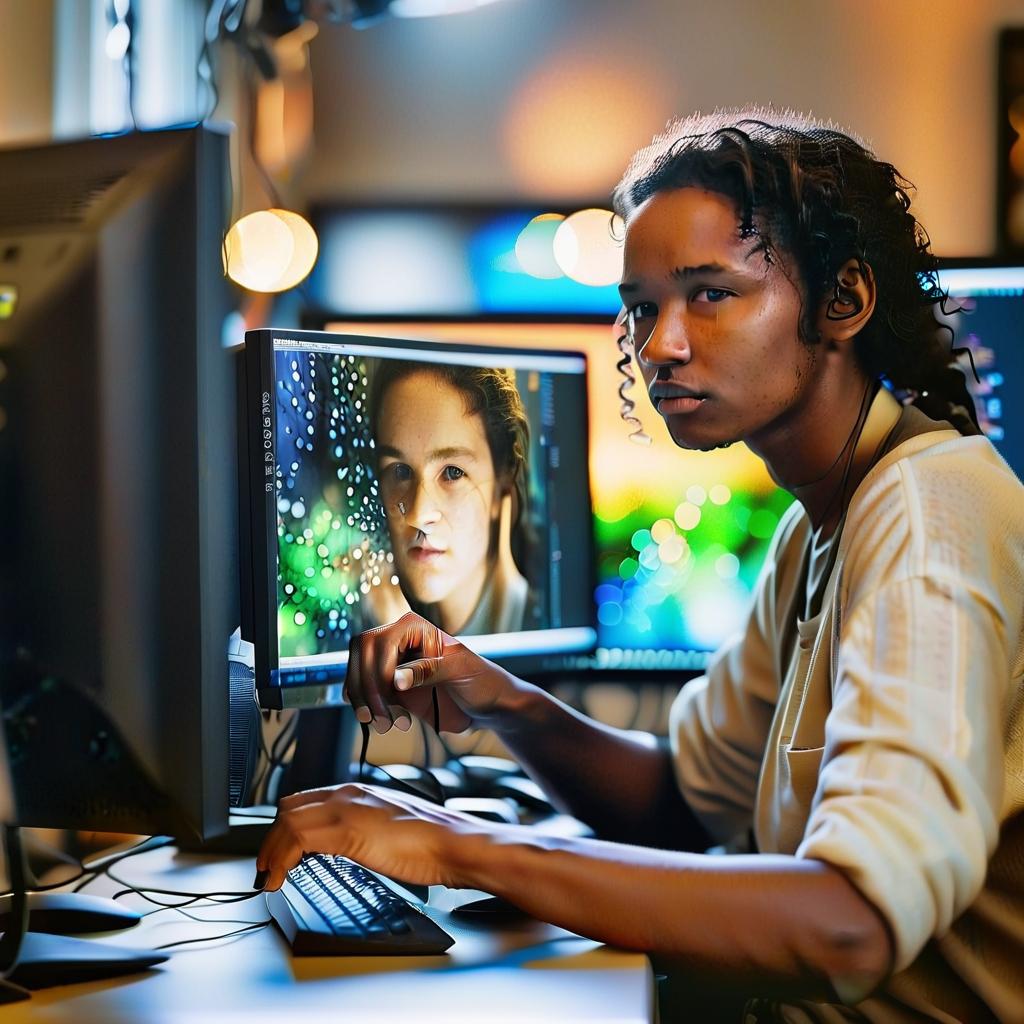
xmin=443 ymin=796 xmax=520 ymax=824
xmin=0 ymin=892 xmax=141 ymax=936
xmin=375 ymin=762 xmax=447 ymax=804
xmin=449 ymin=755 xmax=522 ymax=795
xmin=450 ymin=895 xmax=529 ymax=919
xmin=487 ymin=774 xmax=554 ymax=814
xmin=429 ymin=764 xmax=469 ymax=799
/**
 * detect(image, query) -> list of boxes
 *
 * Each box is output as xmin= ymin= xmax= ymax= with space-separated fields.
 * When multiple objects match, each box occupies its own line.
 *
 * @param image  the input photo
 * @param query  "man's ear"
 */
xmin=815 ymin=258 xmax=876 ymax=346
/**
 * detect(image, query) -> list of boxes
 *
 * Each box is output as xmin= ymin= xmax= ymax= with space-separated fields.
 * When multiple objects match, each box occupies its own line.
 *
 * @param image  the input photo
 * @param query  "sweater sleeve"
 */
xmin=796 ymin=448 xmax=1018 ymax=972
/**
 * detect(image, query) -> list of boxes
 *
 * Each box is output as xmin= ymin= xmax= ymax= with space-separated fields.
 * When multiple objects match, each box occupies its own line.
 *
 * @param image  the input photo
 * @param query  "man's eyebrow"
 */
xmin=620 ymin=258 xmax=754 ymax=296
xmin=670 ymin=262 xmax=736 ymax=280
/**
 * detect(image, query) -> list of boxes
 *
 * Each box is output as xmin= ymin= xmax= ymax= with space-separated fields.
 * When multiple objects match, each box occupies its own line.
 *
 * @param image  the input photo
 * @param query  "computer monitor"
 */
xmin=0 ymin=127 xmax=235 ymax=840
xmin=239 ymin=328 xmax=595 ymax=708
xmin=934 ymin=260 xmax=1024 ymax=481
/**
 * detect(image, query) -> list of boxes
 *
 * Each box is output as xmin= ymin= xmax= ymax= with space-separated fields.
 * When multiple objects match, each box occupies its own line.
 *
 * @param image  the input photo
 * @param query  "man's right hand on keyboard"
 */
xmin=255 ymin=781 xmax=504 ymax=894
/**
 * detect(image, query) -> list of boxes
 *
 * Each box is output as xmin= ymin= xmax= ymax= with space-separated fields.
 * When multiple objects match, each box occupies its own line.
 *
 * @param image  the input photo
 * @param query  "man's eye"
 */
xmin=693 ymin=287 xmax=732 ymax=303
xmin=442 ymin=465 xmax=465 ymax=482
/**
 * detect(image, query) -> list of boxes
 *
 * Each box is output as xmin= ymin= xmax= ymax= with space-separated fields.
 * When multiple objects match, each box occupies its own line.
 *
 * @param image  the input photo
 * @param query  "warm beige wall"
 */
xmin=305 ymin=0 xmax=1024 ymax=256
xmin=0 ymin=0 xmax=54 ymax=143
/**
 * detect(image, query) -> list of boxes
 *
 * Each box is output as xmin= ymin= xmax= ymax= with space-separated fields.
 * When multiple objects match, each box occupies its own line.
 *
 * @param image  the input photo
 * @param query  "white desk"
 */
xmin=8 ymin=845 xmax=655 ymax=1023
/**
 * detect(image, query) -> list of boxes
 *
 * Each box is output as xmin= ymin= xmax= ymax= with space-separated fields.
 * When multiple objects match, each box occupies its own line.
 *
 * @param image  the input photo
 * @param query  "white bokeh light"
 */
xmin=552 ymin=208 xmax=624 ymax=286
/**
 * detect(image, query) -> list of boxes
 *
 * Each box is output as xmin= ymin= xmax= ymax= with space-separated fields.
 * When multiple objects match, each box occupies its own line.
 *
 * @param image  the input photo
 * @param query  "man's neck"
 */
xmin=749 ymin=370 xmax=898 ymax=532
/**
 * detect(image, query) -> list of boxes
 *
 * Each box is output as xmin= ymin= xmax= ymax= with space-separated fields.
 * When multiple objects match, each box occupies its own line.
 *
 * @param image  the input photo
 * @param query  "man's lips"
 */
xmin=648 ymin=382 xmax=708 ymax=415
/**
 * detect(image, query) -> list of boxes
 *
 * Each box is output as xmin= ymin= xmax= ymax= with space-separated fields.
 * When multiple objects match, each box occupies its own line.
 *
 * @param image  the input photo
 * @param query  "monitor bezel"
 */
xmin=244 ymin=326 xmax=598 ymax=709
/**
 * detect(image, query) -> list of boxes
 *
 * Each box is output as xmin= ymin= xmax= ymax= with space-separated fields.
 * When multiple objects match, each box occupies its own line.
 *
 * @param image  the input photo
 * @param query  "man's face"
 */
xmin=375 ymin=371 xmax=498 ymax=608
xmin=619 ymin=187 xmax=817 ymax=454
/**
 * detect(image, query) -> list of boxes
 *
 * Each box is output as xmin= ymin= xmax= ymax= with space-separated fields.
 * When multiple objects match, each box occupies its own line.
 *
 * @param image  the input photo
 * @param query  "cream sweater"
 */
xmin=669 ymin=388 xmax=1024 ymax=1022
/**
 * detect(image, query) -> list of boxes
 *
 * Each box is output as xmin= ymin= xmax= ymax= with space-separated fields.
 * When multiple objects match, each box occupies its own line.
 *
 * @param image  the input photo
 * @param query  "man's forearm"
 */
xmin=449 ymin=826 xmax=893 ymax=1005
xmin=483 ymin=678 xmax=711 ymax=849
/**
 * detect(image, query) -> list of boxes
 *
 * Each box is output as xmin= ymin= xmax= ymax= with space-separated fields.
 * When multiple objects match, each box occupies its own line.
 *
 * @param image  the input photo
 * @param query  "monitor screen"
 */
xmin=316 ymin=321 xmax=793 ymax=678
xmin=242 ymin=329 xmax=595 ymax=707
xmin=934 ymin=262 xmax=1024 ymax=481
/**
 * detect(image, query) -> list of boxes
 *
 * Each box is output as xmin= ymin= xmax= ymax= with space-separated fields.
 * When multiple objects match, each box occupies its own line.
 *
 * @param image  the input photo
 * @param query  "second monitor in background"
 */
xmin=240 ymin=330 xmax=595 ymax=709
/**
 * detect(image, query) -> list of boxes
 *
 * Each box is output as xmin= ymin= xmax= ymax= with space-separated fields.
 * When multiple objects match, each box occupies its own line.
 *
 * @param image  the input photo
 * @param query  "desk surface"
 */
xmin=9 ymin=845 xmax=655 ymax=1023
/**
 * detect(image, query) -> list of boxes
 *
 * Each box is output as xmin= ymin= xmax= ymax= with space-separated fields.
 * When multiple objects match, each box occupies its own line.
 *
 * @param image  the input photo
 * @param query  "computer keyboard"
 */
xmin=265 ymin=853 xmax=455 ymax=955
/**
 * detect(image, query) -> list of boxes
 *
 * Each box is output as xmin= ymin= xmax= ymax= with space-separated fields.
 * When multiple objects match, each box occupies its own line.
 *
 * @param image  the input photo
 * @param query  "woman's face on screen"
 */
xmin=375 ymin=371 xmax=500 ymax=614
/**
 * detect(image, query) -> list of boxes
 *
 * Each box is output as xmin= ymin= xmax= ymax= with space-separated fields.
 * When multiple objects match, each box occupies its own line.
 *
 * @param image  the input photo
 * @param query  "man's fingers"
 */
xmin=258 ymin=799 xmax=349 ymax=891
xmin=345 ymin=635 xmax=369 ymax=723
xmin=278 ymin=787 xmax=336 ymax=813
xmin=393 ymin=657 xmax=446 ymax=691
xmin=388 ymin=704 xmax=413 ymax=731
xmin=355 ymin=631 xmax=394 ymax=733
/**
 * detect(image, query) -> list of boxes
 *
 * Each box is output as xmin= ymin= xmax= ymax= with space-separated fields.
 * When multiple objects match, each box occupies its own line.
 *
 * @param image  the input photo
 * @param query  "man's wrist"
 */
xmin=445 ymin=819 xmax=558 ymax=892
xmin=479 ymin=671 xmax=550 ymax=735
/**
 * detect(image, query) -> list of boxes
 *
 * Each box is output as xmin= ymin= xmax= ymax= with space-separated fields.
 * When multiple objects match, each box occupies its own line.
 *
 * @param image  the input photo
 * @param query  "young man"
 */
xmin=257 ymin=110 xmax=1024 ymax=1022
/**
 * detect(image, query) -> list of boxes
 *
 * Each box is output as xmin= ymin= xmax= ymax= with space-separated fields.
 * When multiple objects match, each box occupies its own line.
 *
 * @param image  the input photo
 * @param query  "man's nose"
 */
xmin=636 ymin=311 xmax=691 ymax=367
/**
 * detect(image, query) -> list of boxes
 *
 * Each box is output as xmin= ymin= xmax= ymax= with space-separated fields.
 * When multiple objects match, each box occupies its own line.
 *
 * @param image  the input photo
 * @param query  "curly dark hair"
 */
xmin=368 ymin=359 xmax=533 ymax=574
xmin=612 ymin=107 xmax=980 ymax=435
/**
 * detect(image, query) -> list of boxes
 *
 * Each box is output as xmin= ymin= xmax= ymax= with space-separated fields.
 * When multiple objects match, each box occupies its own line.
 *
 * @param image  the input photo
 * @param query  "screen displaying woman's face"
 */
xmin=375 ymin=371 xmax=499 ymax=611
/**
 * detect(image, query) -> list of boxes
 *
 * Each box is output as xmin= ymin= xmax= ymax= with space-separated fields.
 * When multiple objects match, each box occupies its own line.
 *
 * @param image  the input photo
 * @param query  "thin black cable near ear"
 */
xmin=790 ymin=377 xmax=874 ymax=493
xmin=817 ymin=379 xmax=877 ymax=530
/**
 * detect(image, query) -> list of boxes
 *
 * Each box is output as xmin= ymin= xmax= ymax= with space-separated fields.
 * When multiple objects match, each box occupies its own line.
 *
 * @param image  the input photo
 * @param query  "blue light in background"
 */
xmin=468 ymin=210 xmax=621 ymax=314
xmin=309 ymin=207 xmax=621 ymax=315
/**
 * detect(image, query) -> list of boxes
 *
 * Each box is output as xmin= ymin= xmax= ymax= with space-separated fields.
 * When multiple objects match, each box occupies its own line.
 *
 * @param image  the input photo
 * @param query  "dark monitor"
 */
xmin=0 ymin=127 xmax=234 ymax=841
xmin=934 ymin=260 xmax=1024 ymax=481
xmin=240 ymin=328 xmax=595 ymax=708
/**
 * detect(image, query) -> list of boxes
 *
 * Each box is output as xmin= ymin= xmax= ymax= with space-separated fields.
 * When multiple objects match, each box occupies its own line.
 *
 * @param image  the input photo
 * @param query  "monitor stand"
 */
xmin=0 ymin=980 xmax=29 ymax=1003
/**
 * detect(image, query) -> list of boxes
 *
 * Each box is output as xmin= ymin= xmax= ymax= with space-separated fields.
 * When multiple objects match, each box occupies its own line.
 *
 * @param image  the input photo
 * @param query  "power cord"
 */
xmin=99 ymin=863 xmax=270 ymax=952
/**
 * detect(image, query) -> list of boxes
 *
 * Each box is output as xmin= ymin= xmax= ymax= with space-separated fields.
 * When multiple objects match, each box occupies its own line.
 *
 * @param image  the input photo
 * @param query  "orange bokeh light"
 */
xmin=501 ymin=45 xmax=670 ymax=199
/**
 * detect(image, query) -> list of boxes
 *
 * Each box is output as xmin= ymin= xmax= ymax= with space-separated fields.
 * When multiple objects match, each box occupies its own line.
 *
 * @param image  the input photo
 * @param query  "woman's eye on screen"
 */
xmin=381 ymin=462 xmax=412 ymax=486
xmin=441 ymin=465 xmax=466 ymax=483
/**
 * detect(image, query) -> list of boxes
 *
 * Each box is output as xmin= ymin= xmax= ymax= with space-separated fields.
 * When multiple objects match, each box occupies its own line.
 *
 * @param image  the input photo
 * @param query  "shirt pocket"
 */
xmin=784 ymin=744 xmax=825 ymax=820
